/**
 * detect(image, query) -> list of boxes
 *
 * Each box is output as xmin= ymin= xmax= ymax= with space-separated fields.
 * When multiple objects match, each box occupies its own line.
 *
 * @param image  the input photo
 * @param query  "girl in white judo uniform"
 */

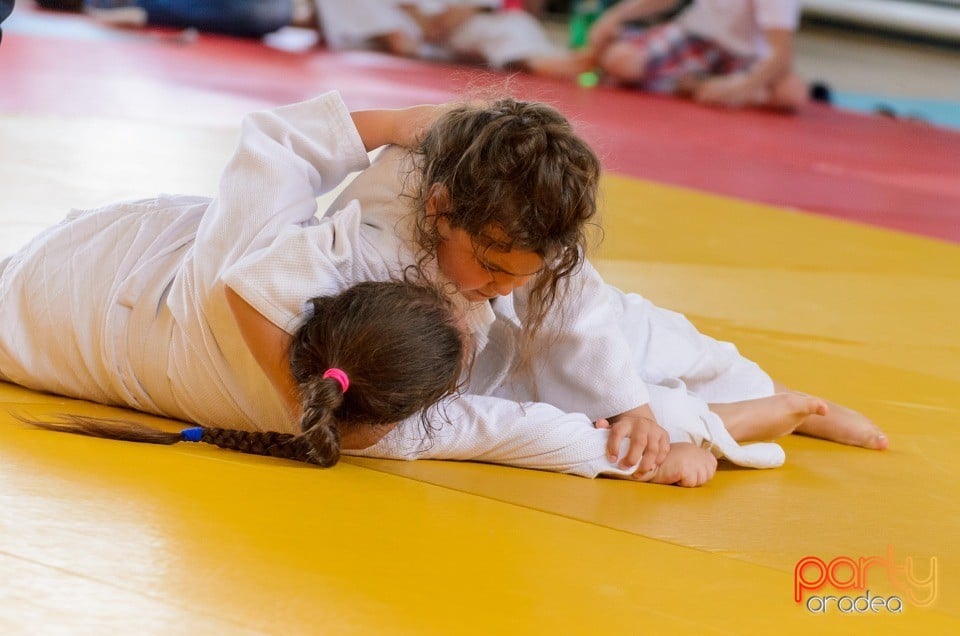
xmin=0 ymin=92 xmax=884 ymax=486
xmin=295 ymin=100 xmax=885 ymax=485
xmin=17 ymin=281 xmax=467 ymax=466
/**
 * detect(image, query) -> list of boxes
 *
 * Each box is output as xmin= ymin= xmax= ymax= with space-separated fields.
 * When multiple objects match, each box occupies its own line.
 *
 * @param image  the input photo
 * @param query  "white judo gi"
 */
xmin=0 ymin=95 xmax=377 ymax=433
xmin=315 ymin=144 xmax=784 ymax=472
xmin=0 ymin=92 xmax=781 ymax=477
xmin=315 ymin=0 xmax=560 ymax=68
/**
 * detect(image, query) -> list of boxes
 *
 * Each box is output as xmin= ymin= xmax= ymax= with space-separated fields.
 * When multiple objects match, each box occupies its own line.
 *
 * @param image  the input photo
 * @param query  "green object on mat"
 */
xmin=578 ymin=71 xmax=600 ymax=88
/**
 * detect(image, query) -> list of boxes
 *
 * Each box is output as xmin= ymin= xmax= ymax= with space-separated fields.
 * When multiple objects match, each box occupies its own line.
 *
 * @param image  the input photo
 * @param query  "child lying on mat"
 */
xmin=20 ymin=281 xmax=467 ymax=466
xmin=314 ymin=0 xmax=564 ymax=71
xmin=2 ymin=92 xmax=884 ymax=486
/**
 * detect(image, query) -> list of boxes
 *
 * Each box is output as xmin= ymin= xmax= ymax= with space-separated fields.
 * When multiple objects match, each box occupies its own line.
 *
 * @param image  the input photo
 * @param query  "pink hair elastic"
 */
xmin=322 ymin=368 xmax=350 ymax=393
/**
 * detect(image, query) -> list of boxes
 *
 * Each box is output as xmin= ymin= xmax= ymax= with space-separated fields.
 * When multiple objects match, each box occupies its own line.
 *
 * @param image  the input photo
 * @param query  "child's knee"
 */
xmin=599 ymin=41 xmax=647 ymax=83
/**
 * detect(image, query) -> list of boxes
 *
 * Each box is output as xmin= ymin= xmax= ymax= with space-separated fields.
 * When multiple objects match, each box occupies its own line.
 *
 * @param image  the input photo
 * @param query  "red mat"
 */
xmin=4 ymin=7 xmax=960 ymax=242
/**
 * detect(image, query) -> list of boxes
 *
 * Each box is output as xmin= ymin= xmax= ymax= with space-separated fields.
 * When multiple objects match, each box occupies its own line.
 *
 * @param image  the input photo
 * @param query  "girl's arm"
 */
xmin=351 ymin=104 xmax=442 ymax=151
xmin=191 ymin=93 xmax=371 ymax=289
xmin=192 ymin=93 xmax=440 ymax=287
xmin=346 ymin=393 xmax=641 ymax=478
xmin=205 ymin=96 xmax=442 ymax=415
xmin=220 ymin=204 xmax=402 ymax=423
xmin=224 ymin=284 xmax=300 ymax=418
xmin=226 ymin=279 xmax=402 ymax=450
xmin=747 ymin=29 xmax=796 ymax=89
xmin=346 ymin=386 xmax=785 ymax=478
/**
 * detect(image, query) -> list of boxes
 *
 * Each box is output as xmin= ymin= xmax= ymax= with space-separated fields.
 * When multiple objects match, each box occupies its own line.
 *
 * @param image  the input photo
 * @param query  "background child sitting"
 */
xmin=539 ymin=0 xmax=808 ymax=110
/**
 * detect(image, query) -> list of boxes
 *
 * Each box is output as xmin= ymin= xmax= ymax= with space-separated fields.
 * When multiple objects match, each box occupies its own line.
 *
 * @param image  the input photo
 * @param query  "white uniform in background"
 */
xmin=314 ymin=0 xmax=560 ymax=68
xmin=0 ymin=92 xmax=782 ymax=477
xmin=677 ymin=0 xmax=800 ymax=58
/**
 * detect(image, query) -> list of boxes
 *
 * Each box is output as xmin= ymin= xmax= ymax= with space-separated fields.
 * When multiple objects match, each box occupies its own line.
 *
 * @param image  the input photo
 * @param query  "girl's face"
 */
xmin=435 ymin=218 xmax=544 ymax=303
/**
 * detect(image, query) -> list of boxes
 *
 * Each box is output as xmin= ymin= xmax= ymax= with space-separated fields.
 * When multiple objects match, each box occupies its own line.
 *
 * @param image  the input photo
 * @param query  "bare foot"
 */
xmin=524 ymin=51 xmax=596 ymax=79
xmin=772 ymin=383 xmax=888 ymax=450
xmin=635 ymin=442 xmax=717 ymax=488
xmin=710 ymin=393 xmax=829 ymax=443
xmin=793 ymin=401 xmax=889 ymax=450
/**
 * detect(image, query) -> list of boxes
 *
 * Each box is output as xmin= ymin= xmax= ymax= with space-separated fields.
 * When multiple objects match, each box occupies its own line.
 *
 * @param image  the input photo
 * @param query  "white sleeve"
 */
xmin=345 ymin=394 xmax=636 ymax=479
xmin=221 ymin=202 xmax=397 ymax=333
xmin=755 ymin=0 xmax=800 ymax=30
xmin=193 ymin=91 xmax=371 ymax=288
xmin=515 ymin=259 xmax=650 ymax=421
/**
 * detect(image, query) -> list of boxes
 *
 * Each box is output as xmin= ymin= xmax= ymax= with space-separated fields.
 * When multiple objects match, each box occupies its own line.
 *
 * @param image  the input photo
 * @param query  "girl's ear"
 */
xmin=425 ymin=183 xmax=451 ymax=221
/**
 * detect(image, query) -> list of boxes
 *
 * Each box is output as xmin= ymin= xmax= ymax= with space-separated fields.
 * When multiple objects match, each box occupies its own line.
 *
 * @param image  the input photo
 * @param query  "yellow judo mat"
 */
xmin=1 ymin=116 xmax=956 ymax=634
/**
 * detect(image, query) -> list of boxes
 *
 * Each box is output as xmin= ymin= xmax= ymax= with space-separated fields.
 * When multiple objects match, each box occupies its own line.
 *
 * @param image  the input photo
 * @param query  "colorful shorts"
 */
xmin=620 ymin=22 xmax=753 ymax=93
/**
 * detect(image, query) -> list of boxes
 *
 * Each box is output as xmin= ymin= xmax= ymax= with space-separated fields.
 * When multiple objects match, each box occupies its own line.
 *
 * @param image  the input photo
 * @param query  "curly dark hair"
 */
xmin=408 ymin=97 xmax=601 ymax=351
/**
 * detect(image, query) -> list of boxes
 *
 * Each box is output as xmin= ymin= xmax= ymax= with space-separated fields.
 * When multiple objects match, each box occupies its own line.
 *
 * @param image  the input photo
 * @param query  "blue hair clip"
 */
xmin=180 ymin=427 xmax=204 ymax=442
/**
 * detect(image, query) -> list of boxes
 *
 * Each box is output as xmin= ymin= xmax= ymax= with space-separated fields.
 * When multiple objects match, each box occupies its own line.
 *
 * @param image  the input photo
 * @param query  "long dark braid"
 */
xmin=198 ymin=428 xmax=322 ymax=464
xmin=15 ymin=414 xmax=328 ymax=464
xmin=295 ymin=374 xmax=344 ymax=466
xmin=17 ymin=281 xmax=465 ymax=467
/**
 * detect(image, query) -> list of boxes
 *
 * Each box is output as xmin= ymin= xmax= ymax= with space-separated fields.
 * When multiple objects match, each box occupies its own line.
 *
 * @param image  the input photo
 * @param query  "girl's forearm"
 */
xmin=224 ymin=285 xmax=301 ymax=419
xmin=350 ymin=110 xmax=397 ymax=152
xmin=745 ymin=29 xmax=795 ymax=89
xmin=352 ymin=104 xmax=444 ymax=150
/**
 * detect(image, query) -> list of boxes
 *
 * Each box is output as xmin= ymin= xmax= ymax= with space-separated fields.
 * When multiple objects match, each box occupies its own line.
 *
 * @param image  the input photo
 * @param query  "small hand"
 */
xmin=644 ymin=443 xmax=717 ymax=488
xmin=595 ymin=404 xmax=670 ymax=474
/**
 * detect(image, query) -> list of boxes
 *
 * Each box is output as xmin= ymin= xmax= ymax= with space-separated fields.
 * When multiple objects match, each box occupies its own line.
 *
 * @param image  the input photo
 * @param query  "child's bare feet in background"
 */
xmin=525 ymin=50 xmax=596 ymax=79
